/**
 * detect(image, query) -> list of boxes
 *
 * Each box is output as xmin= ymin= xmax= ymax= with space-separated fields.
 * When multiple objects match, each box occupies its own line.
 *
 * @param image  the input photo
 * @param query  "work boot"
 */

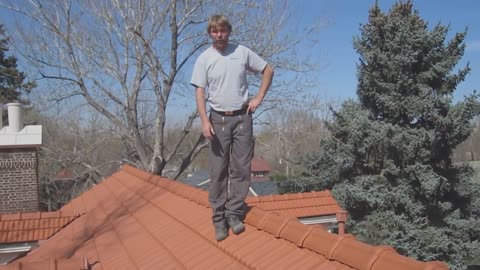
xmin=214 ymin=222 xmax=229 ymax=241
xmin=227 ymin=216 xmax=245 ymax=235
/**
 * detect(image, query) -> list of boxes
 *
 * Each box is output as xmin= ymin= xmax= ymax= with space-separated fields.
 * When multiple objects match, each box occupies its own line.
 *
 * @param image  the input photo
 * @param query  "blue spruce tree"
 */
xmin=302 ymin=1 xmax=480 ymax=269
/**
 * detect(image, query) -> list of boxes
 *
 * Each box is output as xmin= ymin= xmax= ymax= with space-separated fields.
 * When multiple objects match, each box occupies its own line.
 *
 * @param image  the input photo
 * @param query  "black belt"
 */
xmin=211 ymin=107 xmax=250 ymax=116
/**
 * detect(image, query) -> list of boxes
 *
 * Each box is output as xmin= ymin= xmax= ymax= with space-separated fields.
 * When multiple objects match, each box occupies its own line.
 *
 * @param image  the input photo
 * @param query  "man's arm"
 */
xmin=196 ymin=87 xmax=215 ymax=140
xmin=247 ymin=64 xmax=274 ymax=113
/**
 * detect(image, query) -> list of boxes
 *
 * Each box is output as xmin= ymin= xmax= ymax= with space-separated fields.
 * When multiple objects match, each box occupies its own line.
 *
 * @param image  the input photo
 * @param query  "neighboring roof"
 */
xmin=181 ymin=169 xmax=279 ymax=194
xmin=0 ymin=211 xmax=79 ymax=244
xmin=0 ymin=165 xmax=449 ymax=270
xmin=181 ymin=169 xmax=210 ymax=187
xmin=251 ymin=156 xmax=272 ymax=172
xmin=250 ymin=181 xmax=279 ymax=196
xmin=246 ymin=190 xmax=344 ymax=219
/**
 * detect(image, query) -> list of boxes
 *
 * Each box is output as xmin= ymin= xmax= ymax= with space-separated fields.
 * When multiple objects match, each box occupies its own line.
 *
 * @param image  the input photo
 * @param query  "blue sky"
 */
xmin=1 ymin=0 xmax=478 ymax=118
xmin=292 ymin=0 xmax=480 ymax=102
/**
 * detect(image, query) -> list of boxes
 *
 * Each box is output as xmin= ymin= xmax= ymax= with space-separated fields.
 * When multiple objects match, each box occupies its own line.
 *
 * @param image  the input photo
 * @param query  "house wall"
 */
xmin=0 ymin=148 xmax=39 ymax=214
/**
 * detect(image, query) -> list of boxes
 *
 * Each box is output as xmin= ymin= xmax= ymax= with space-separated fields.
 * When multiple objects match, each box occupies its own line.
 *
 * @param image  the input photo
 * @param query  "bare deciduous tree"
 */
xmin=256 ymin=97 xmax=337 ymax=176
xmin=2 ymin=0 xmax=322 ymax=177
xmin=37 ymin=105 xmax=123 ymax=210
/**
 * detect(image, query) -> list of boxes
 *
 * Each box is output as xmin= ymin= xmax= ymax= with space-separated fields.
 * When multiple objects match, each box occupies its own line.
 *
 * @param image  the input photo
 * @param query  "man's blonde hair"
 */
xmin=207 ymin=14 xmax=232 ymax=33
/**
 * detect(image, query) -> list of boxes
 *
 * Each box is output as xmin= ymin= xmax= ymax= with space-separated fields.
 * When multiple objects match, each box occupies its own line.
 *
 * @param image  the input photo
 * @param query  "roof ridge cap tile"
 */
xmin=366 ymin=246 xmax=397 ymax=269
xmin=121 ymin=166 xmax=210 ymax=209
xmin=257 ymin=211 xmax=294 ymax=237
xmin=193 ymin=190 xmax=209 ymax=207
xmin=249 ymin=198 xmax=339 ymax=206
xmin=244 ymin=201 xmax=450 ymax=270
xmin=325 ymin=234 xmax=354 ymax=260
xmin=257 ymin=211 xmax=272 ymax=229
xmin=371 ymin=249 xmax=450 ymax=270
xmin=249 ymin=201 xmax=343 ymax=213
xmin=244 ymin=207 xmax=267 ymax=227
xmin=122 ymin=164 xmax=154 ymax=181
xmin=247 ymin=190 xmax=333 ymax=204
xmin=297 ymin=224 xmax=314 ymax=247
xmin=302 ymin=227 xmax=347 ymax=256
xmin=423 ymin=261 xmax=451 ymax=270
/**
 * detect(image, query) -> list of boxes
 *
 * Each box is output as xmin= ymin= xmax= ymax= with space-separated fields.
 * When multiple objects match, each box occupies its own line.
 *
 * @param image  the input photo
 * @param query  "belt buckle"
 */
xmin=224 ymin=111 xmax=234 ymax=116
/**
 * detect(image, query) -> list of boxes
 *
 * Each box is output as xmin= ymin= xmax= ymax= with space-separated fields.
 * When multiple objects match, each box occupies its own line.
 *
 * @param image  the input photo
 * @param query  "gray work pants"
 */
xmin=209 ymin=111 xmax=253 ymax=226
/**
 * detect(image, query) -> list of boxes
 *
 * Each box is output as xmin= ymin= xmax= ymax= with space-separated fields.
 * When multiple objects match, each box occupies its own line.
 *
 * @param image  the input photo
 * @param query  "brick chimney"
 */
xmin=0 ymin=103 xmax=42 ymax=214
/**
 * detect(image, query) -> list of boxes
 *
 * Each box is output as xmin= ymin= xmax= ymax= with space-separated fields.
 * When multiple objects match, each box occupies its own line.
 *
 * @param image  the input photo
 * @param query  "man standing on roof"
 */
xmin=191 ymin=14 xmax=274 ymax=241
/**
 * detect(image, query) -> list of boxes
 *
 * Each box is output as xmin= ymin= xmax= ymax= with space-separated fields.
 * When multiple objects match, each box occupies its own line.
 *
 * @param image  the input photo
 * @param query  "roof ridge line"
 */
xmin=246 ymin=191 xmax=333 ymax=203
xmin=244 ymin=206 xmax=449 ymax=270
xmin=250 ymin=202 xmax=341 ymax=212
xmin=122 ymin=165 xmax=210 ymax=207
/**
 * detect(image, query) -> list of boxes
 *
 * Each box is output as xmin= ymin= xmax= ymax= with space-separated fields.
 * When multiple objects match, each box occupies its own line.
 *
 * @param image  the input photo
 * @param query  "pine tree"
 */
xmin=301 ymin=1 xmax=480 ymax=269
xmin=0 ymin=24 xmax=34 ymax=104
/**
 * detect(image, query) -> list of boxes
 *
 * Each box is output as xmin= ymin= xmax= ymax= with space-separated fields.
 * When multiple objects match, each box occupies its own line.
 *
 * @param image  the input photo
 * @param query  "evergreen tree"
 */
xmin=301 ymin=1 xmax=480 ymax=269
xmin=0 ymin=24 xmax=34 ymax=104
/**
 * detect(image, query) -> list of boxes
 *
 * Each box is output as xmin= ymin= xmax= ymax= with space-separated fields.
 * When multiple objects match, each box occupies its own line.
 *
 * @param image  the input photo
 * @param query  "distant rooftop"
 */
xmin=246 ymin=190 xmax=344 ymax=219
xmin=0 ymin=211 xmax=79 ymax=243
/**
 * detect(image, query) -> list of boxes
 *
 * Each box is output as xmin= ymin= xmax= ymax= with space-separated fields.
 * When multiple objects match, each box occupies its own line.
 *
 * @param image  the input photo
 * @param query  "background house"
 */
xmin=251 ymin=156 xmax=272 ymax=181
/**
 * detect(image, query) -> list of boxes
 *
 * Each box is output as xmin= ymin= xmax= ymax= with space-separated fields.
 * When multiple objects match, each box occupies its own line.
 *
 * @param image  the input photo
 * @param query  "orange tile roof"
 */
xmin=0 ymin=211 xmax=79 ymax=243
xmin=0 ymin=165 xmax=449 ymax=270
xmin=0 ymin=258 xmax=88 ymax=270
xmin=246 ymin=191 xmax=344 ymax=218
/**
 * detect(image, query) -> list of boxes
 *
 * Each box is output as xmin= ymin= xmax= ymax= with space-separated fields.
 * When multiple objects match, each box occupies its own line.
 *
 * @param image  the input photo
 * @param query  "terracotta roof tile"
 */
xmin=1 ymin=258 xmax=89 ymax=270
xmin=246 ymin=190 xmax=344 ymax=218
xmin=0 ymin=165 xmax=449 ymax=270
xmin=0 ymin=211 xmax=79 ymax=244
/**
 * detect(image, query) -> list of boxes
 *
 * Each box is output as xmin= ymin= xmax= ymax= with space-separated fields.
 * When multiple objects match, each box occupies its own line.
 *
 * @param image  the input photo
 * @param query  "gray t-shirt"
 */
xmin=191 ymin=43 xmax=267 ymax=111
